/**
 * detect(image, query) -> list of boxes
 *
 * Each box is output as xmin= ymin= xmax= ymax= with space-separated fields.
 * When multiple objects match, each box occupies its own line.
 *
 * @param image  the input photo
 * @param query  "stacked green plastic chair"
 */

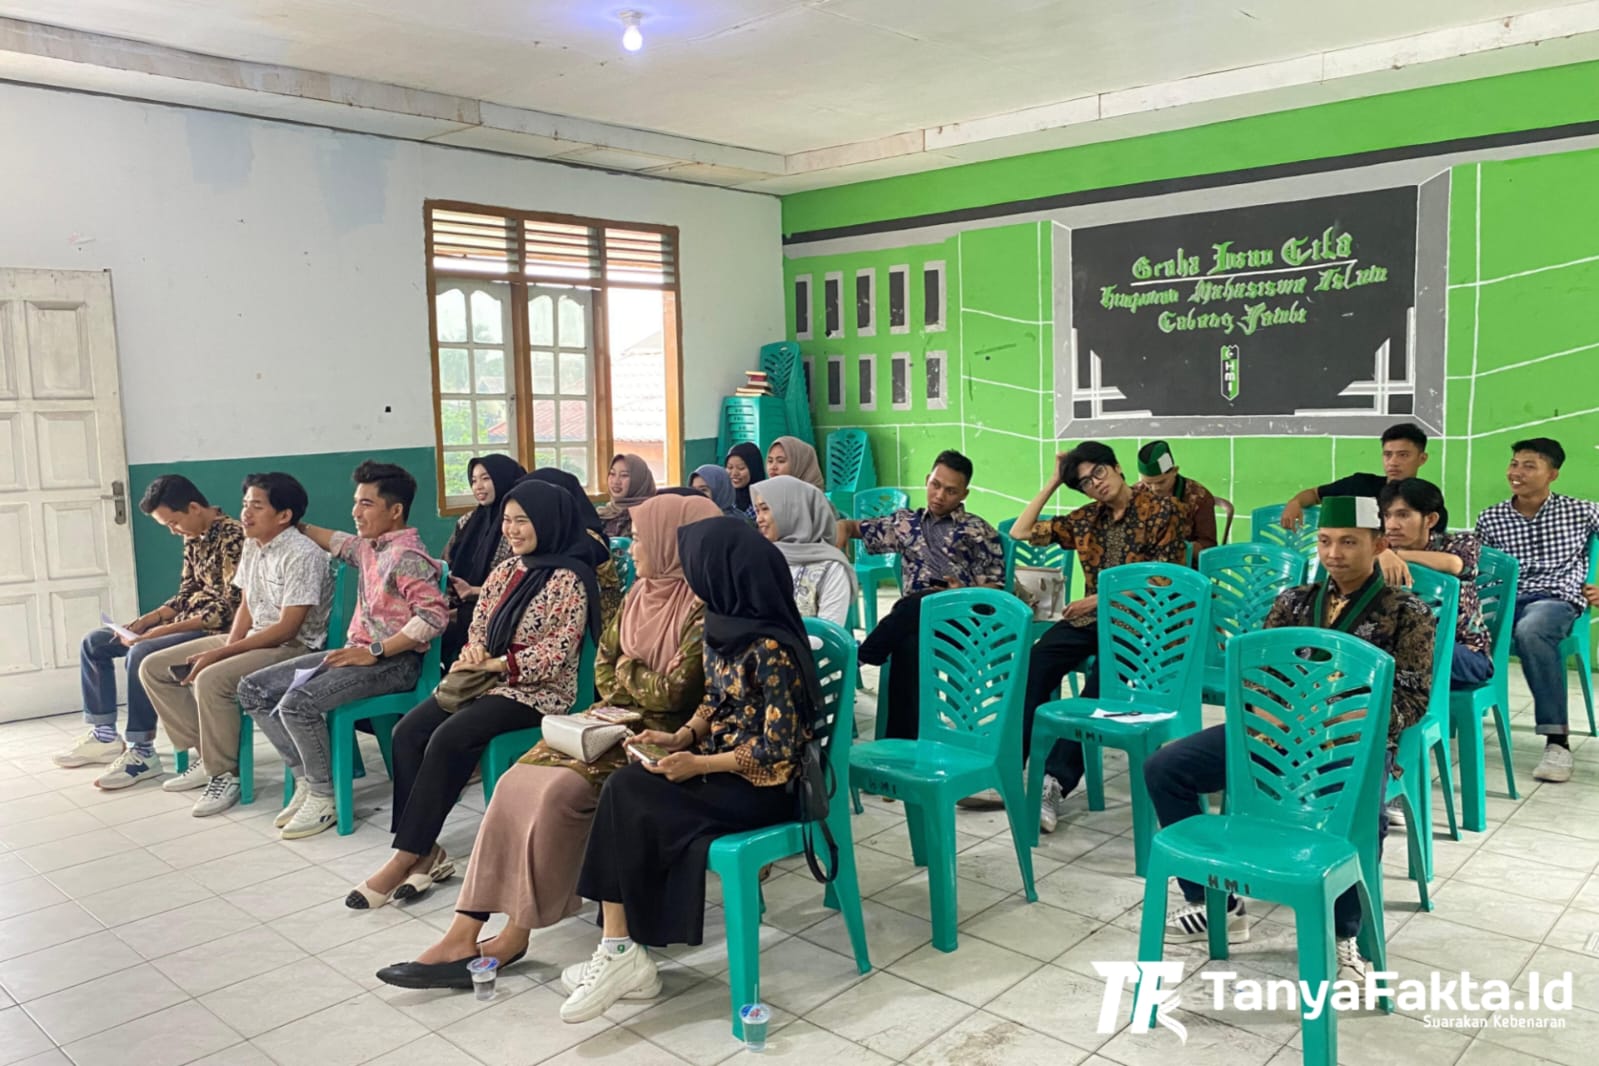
xmin=1197 ymin=544 xmax=1307 ymax=704
xmin=708 ymin=618 xmax=871 ymax=1039
xmin=1138 ymin=628 xmax=1396 ymax=1066
xmin=1450 ymin=546 xmax=1520 ymax=831
xmin=1024 ymin=563 xmax=1211 ymax=874
xmin=849 ymin=589 xmax=1036 ymax=951
xmin=1387 ymin=566 xmax=1460 ymax=910
xmin=760 ymin=340 xmax=814 ymax=447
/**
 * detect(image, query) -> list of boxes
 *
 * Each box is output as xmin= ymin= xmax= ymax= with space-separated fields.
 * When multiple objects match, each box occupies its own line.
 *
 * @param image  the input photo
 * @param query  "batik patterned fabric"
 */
xmin=859 ymin=506 xmax=1005 ymax=593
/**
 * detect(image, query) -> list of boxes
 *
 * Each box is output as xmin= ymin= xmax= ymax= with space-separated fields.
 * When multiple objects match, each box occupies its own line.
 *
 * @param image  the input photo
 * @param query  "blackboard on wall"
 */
xmin=1055 ymin=182 xmax=1446 ymax=438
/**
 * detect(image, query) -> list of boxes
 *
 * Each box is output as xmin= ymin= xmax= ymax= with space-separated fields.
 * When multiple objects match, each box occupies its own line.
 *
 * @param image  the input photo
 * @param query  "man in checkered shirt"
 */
xmin=1475 ymin=438 xmax=1599 ymax=784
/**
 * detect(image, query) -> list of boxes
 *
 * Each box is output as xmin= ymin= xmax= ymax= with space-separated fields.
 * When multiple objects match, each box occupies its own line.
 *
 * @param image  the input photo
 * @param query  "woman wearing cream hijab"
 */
xmin=751 ymin=475 xmax=857 ymax=627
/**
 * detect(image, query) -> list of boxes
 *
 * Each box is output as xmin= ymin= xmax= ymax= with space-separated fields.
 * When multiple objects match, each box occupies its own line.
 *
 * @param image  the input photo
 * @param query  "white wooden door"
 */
xmin=0 ymin=269 xmax=137 ymax=722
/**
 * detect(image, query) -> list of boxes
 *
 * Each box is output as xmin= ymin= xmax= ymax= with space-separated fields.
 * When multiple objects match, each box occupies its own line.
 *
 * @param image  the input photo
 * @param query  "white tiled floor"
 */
xmin=2 ymin=669 xmax=1598 ymax=1066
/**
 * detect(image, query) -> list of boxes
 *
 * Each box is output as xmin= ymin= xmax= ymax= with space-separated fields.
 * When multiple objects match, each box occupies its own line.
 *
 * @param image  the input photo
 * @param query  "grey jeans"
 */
xmin=238 ymin=651 xmax=422 ymax=797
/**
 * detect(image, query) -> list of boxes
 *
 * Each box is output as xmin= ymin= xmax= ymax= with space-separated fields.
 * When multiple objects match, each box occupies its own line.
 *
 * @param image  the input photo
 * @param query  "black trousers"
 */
xmin=858 ymin=591 xmax=935 ymax=740
xmin=389 ymin=694 xmax=542 ymax=855
xmin=1021 ymin=620 xmax=1102 ymax=790
xmin=1143 ymin=723 xmax=1390 ymax=939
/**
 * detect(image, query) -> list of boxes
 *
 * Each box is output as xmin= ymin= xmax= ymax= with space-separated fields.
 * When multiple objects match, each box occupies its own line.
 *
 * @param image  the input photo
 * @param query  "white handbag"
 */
xmin=540 ymin=713 xmax=631 ymax=763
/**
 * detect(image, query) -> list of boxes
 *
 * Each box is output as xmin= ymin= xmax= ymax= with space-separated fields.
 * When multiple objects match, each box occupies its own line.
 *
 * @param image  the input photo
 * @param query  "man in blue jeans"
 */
xmin=54 ymin=475 xmax=244 ymax=789
xmin=1476 ymin=438 xmax=1599 ymax=783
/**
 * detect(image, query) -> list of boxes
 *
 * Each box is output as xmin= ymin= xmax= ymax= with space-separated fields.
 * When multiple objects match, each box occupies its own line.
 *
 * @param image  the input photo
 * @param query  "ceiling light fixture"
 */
xmin=619 ymin=11 xmax=644 ymax=52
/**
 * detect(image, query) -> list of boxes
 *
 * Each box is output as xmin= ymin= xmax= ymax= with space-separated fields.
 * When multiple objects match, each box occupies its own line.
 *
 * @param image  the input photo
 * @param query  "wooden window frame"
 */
xmin=425 ymin=199 xmax=684 ymax=514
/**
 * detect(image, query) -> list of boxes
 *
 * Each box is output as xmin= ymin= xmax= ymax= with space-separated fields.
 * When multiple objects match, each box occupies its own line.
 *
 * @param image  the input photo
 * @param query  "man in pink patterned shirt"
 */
xmin=239 ymin=461 xmax=448 ymax=839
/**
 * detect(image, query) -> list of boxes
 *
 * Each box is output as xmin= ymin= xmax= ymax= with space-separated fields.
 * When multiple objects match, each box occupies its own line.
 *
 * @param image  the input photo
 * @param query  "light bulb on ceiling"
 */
xmin=620 ymin=11 xmax=644 ymax=52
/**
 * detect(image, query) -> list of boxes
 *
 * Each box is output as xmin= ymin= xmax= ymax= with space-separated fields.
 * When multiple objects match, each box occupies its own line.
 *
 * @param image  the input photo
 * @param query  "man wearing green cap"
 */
xmin=1136 ymin=440 xmax=1219 ymax=562
xmin=1143 ymin=496 xmax=1435 ymax=984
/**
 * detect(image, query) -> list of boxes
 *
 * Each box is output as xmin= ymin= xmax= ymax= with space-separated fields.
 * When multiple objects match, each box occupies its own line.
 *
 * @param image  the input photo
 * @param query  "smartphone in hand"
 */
xmin=627 ymin=742 xmax=669 ymax=766
xmin=168 ymin=662 xmax=194 ymax=683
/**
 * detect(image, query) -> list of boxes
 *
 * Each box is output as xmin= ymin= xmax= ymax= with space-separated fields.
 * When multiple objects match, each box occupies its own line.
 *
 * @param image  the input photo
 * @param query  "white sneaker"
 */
xmin=559 ymin=943 xmax=661 ymax=1022
xmin=1533 ymin=744 xmax=1574 ymax=783
xmin=163 ymin=761 xmax=210 ymax=792
xmin=1385 ymin=799 xmax=1407 ymax=831
xmin=1335 ymin=937 xmax=1370 ymax=984
xmin=274 ymin=788 xmax=308 ymax=830
xmin=191 ymin=773 xmax=241 ymax=817
xmin=279 ymin=793 xmax=337 ymax=839
xmin=1165 ymin=897 xmax=1250 ymax=944
xmin=53 ymin=730 xmax=125 ymax=768
xmin=560 ymin=951 xmax=662 ymax=998
xmin=94 ymin=749 xmax=163 ymax=791
xmin=956 ymin=788 xmax=1005 ymax=810
xmin=1039 ymin=774 xmax=1063 ymax=835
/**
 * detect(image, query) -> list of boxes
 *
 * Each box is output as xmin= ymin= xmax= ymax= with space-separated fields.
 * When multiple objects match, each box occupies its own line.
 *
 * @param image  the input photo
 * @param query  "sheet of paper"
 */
xmin=285 ymin=660 xmax=329 ymax=695
xmin=1090 ymin=709 xmax=1178 ymax=723
xmin=100 ymin=613 xmax=140 ymax=642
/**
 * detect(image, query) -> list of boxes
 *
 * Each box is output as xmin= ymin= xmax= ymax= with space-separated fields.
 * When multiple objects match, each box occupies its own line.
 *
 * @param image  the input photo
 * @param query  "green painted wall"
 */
xmin=131 ymin=440 xmax=722 ymax=613
xmin=779 ymin=64 xmax=1599 ymax=556
xmin=782 ymin=61 xmax=1599 ymax=236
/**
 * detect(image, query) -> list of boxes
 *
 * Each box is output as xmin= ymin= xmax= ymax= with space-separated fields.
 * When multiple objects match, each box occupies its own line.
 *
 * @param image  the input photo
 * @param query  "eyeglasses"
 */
xmin=1078 ymin=464 xmax=1113 ymax=489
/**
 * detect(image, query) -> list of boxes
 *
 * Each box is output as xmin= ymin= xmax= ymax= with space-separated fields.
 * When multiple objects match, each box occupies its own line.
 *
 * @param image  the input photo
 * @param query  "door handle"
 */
xmin=103 ymin=480 xmax=128 ymax=525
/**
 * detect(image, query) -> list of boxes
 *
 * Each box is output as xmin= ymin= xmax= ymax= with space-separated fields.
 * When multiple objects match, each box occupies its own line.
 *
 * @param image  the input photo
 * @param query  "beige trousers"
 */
xmin=138 ymin=635 xmax=307 ymax=776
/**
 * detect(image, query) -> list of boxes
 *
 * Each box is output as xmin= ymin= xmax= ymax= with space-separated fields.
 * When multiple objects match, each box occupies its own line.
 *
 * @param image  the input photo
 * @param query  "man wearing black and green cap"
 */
xmin=1142 ymin=496 xmax=1435 ymax=986
xmin=1136 ymin=440 xmax=1219 ymax=562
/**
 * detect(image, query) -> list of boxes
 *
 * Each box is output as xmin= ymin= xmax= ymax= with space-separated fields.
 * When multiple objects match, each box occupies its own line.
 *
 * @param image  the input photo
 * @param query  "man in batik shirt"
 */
xmin=840 ymin=450 xmax=1005 ymax=739
xmin=1136 ymin=440 xmax=1220 ymax=562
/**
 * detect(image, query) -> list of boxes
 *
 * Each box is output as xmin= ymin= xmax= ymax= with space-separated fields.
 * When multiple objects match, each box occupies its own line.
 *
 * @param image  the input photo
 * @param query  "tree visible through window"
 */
xmin=426 ymin=203 xmax=683 ymax=508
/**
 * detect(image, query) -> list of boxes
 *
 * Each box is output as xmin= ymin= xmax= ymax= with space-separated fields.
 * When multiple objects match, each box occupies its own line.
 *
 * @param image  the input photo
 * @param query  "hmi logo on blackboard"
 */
xmin=1220 ymin=345 xmax=1241 ymax=402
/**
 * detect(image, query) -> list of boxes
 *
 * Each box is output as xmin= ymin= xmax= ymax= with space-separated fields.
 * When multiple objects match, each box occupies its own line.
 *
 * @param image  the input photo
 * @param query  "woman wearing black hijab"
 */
xmin=521 ymin=467 xmax=626 ymax=630
xmin=558 ymin=517 xmax=818 ymax=1022
xmin=439 ymin=454 xmax=525 ymax=665
xmin=350 ymin=480 xmax=603 ymax=909
xmin=724 ymin=442 xmax=766 ymax=520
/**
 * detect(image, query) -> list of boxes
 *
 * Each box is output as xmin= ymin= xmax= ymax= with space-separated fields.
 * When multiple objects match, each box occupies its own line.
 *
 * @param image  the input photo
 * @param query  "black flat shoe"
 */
xmin=375 ymin=955 xmax=477 ymax=990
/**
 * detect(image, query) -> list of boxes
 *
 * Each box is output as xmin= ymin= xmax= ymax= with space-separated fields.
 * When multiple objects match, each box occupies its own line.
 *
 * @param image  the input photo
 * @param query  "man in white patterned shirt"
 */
xmin=1475 ymin=438 xmax=1599 ymax=783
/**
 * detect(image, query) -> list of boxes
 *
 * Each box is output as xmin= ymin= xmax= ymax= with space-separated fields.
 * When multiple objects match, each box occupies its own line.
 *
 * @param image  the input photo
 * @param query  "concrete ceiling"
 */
xmin=4 ymin=1 xmax=1599 ymax=192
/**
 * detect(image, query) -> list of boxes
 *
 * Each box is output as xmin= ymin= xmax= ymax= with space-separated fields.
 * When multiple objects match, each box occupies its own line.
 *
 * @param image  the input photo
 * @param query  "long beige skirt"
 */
xmin=456 ymin=763 xmax=598 ymax=930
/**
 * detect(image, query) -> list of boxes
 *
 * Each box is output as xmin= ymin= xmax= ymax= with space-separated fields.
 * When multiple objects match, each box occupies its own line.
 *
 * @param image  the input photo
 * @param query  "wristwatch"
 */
xmin=368 ymin=640 xmax=385 ymax=659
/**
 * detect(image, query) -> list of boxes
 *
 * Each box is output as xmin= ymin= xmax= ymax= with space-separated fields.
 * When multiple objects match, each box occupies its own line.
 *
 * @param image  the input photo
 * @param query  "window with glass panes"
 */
xmin=426 ymin=203 xmax=682 ymax=510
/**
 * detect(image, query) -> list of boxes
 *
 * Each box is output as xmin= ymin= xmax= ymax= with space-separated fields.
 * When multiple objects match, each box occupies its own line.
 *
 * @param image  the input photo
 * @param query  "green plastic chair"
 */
xmin=280 ymin=563 xmax=451 ymax=834
xmin=1386 ymin=567 xmax=1459 ymax=910
xmin=1025 ymin=563 xmax=1211 ymax=873
xmin=1137 ymin=628 xmax=1396 ymax=1066
xmin=1450 ymin=547 xmax=1520 ymax=831
xmin=849 ymin=488 xmax=909 ymax=632
xmin=609 ymin=538 xmax=636 ymax=594
xmin=849 ymin=588 xmax=1036 ymax=951
xmin=1250 ymin=503 xmax=1321 ymax=556
xmin=709 ymin=618 xmax=871 ymax=1039
xmin=477 ymin=633 xmax=597 ymax=803
xmin=1556 ymin=534 xmax=1599 ymax=736
xmin=1197 ymin=544 xmax=1307 ymax=704
xmin=825 ymin=429 xmax=876 ymax=517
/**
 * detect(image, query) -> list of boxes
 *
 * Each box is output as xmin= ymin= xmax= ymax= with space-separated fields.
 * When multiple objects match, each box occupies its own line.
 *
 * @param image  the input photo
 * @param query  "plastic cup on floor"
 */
xmin=739 ymin=1002 xmax=771 ymax=1051
xmin=468 ymin=956 xmax=499 ymax=1001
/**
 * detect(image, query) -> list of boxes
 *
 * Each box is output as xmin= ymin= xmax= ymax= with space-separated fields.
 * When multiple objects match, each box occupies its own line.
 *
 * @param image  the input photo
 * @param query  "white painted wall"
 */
xmin=0 ymin=83 xmax=783 ymax=463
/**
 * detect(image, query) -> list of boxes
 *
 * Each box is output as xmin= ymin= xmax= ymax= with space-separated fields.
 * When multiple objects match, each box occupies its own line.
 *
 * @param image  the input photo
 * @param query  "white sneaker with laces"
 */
xmin=1039 ymin=774 xmax=1063 ymax=835
xmin=1335 ymin=937 xmax=1370 ymax=985
xmin=274 ymin=789 xmax=308 ymax=830
xmin=1385 ymin=799 xmax=1407 ymax=831
xmin=94 ymin=749 xmax=162 ymax=791
xmin=1165 ymin=897 xmax=1250 ymax=944
xmin=53 ymin=730 xmax=125 ymax=768
xmin=559 ymin=943 xmax=661 ymax=1022
xmin=191 ymin=773 xmax=241 ymax=817
xmin=1533 ymin=744 xmax=1574 ymax=783
xmin=561 ymin=951 xmax=661 ymax=998
xmin=279 ymin=793 xmax=338 ymax=839
xmin=163 ymin=762 xmax=210 ymax=792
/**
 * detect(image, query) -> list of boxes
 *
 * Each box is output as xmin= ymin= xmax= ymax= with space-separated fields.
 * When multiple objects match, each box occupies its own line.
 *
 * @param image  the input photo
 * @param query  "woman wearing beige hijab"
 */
xmin=597 ymin=453 xmax=658 ymax=539
xmin=375 ymin=491 xmax=720 ymax=991
xmin=765 ymin=436 xmax=826 ymax=494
